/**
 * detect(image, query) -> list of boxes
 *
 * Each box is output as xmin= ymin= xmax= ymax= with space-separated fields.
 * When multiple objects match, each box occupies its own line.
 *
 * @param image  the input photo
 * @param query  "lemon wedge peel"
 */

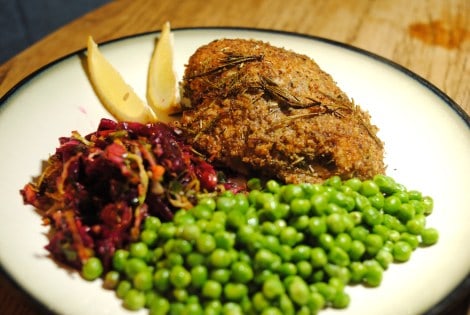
xmin=87 ymin=36 xmax=158 ymax=123
xmin=147 ymin=21 xmax=181 ymax=121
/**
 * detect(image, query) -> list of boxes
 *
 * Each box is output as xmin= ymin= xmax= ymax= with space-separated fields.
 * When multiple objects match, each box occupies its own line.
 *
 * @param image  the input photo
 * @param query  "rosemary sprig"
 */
xmin=187 ymin=53 xmax=264 ymax=79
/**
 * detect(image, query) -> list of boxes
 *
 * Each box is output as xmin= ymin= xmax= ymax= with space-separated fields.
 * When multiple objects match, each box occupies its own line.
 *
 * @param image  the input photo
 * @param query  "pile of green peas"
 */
xmin=82 ymin=174 xmax=439 ymax=314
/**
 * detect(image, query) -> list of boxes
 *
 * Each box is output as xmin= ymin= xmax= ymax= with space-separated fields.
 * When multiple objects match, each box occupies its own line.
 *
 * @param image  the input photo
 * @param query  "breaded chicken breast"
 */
xmin=175 ymin=38 xmax=385 ymax=183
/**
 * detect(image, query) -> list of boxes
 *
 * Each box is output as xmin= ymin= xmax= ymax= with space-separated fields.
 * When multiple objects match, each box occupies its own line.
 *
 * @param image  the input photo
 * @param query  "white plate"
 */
xmin=0 ymin=28 xmax=469 ymax=315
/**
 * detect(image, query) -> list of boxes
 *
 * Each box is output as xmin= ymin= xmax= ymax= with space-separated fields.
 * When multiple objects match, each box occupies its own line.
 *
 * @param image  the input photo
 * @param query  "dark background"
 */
xmin=0 ymin=0 xmax=110 ymax=65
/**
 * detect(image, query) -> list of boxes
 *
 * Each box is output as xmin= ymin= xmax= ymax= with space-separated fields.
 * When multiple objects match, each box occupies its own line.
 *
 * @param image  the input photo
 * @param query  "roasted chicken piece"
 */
xmin=175 ymin=38 xmax=385 ymax=183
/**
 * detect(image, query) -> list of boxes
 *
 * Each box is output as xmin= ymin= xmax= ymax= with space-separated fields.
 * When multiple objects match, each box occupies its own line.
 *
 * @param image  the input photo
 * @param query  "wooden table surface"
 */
xmin=0 ymin=0 xmax=468 ymax=314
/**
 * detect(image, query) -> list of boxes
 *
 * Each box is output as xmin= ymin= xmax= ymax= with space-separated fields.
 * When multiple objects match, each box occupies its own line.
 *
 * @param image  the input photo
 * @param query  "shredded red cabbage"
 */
xmin=20 ymin=118 xmax=220 ymax=269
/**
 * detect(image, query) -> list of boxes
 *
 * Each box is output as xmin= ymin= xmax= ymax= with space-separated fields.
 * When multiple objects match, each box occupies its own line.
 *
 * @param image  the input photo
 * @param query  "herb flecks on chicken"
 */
xmin=20 ymin=118 xmax=219 ymax=269
xmin=177 ymin=39 xmax=385 ymax=183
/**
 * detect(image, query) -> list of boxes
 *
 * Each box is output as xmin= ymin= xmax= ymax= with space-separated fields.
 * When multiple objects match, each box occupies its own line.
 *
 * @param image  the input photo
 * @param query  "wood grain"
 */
xmin=0 ymin=0 xmax=468 ymax=114
xmin=0 ymin=0 xmax=468 ymax=314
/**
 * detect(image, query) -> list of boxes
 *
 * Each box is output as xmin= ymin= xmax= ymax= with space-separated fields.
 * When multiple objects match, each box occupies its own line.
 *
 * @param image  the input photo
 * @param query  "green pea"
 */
xmin=406 ymin=215 xmax=426 ymax=235
xmin=116 ymin=280 xmax=131 ymax=299
xmin=262 ymin=235 xmax=281 ymax=253
xmin=363 ymin=260 xmax=383 ymax=287
xmin=231 ymin=261 xmax=254 ymax=283
xmin=233 ymin=194 xmax=250 ymax=213
xmin=209 ymin=249 xmax=232 ymax=268
xmin=310 ymin=247 xmax=328 ymax=268
xmin=224 ymin=282 xmax=248 ymax=301
xmin=310 ymin=193 xmax=329 ymax=215
xmin=313 ymin=282 xmax=337 ymax=302
xmin=335 ymin=233 xmax=352 ymax=251
xmin=393 ymin=241 xmax=413 ymax=262
xmin=369 ymin=193 xmax=385 ymax=209
xmin=173 ymin=239 xmax=193 ymax=255
xmin=301 ymin=182 xmax=320 ymax=196
xmin=397 ymin=203 xmax=416 ymax=222
xmin=123 ymin=289 xmax=146 ymax=311
xmin=140 ymin=229 xmax=158 ymax=246
xmin=280 ymin=226 xmax=300 ymax=246
xmin=362 ymin=206 xmax=383 ymax=226
xmin=182 ymin=302 xmax=203 ymax=315
xmin=159 ymin=223 xmax=177 ymax=240
xmin=144 ymin=216 xmax=161 ymax=231
xmin=170 ymin=265 xmax=191 ymax=288
xmin=173 ymin=210 xmax=195 ymax=226
xmin=373 ymin=175 xmax=398 ymax=195
xmin=277 ymin=262 xmax=297 ymax=277
xmin=332 ymin=290 xmax=350 ymax=309
xmin=330 ymin=191 xmax=355 ymax=211
xmin=383 ymin=195 xmax=401 ymax=214
xmin=210 ymin=268 xmax=231 ymax=284
xmin=190 ymin=265 xmax=208 ymax=288
xmin=214 ymin=230 xmax=236 ymax=250
xmin=349 ymin=261 xmax=366 ymax=283
xmin=360 ymin=180 xmax=380 ymax=197
xmin=153 ymin=268 xmax=170 ymax=292
xmin=350 ymin=226 xmax=369 ymax=242
xmin=279 ymin=294 xmax=296 ymax=314
xmin=261 ymin=221 xmax=279 ymax=235
xmin=383 ymin=214 xmax=407 ymax=232
xmin=198 ymin=197 xmax=217 ymax=211
xmin=400 ymin=232 xmax=420 ymax=250
xmin=290 ymin=215 xmax=310 ymax=231
xmin=296 ymin=261 xmax=313 ymax=279
xmin=375 ymin=249 xmax=394 ymax=269
xmin=324 ymin=175 xmax=342 ymax=189
xmin=166 ymin=252 xmax=184 ymax=266
xmin=365 ymin=233 xmax=384 ymax=256
xmin=282 ymin=184 xmax=304 ymax=203
xmin=318 ymin=233 xmax=335 ymax=250
xmin=204 ymin=300 xmax=222 ymax=315
xmin=422 ymin=196 xmax=434 ymax=215
xmin=169 ymin=303 xmax=185 ymax=315
xmin=308 ymin=216 xmax=327 ymax=237
xmin=216 ymin=196 xmax=236 ymax=212
xmin=252 ymin=292 xmax=270 ymax=312
xmin=103 ymin=270 xmax=120 ymax=289
xmin=288 ymin=277 xmax=310 ymax=305
xmin=290 ymin=198 xmax=311 ymax=216
xmin=202 ymin=280 xmax=223 ymax=299
xmin=291 ymin=245 xmax=311 ymax=262
xmin=372 ymin=224 xmax=391 ymax=241
xmin=307 ymin=291 xmax=326 ymax=313
xmin=247 ymin=178 xmax=263 ymax=190
xmin=354 ymin=194 xmax=371 ymax=212
xmin=82 ymin=257 xmax=103 ymax=281
xmin=345 ymin=177 xmax=362 ymax=191
xmin=266 ymin=179 xmax=281 ymax=193
xmin=421 ymin=227 xmax=439 ymax=246
xmin=348 ymin=240 xmax=366 ymax=261
xmin=173 ymin=291 xmax=191 ymax=306
xmin=326 ymin=213 xmax=346 ymax=234
xmin=112 ymin=249 xmax=129 ymax=272
xmin=179 ymin=223 xmax=201 ymax=241
xmin=394 ymin=191 xmax=409 ymax=203
xmin=149 ymin=296 xmax=170 ymax=315
xmin=328 ymin=246 xmax=350 ymax=267
xmin=125 ymin=257 xmax=147 ymax=278
xmin=278 ymin=245 xmax=293 ymax=262
xmin=255 ymin=249 xmax=279 ymax=270
xmin=196 ymin=233 xmax=216 ymax=254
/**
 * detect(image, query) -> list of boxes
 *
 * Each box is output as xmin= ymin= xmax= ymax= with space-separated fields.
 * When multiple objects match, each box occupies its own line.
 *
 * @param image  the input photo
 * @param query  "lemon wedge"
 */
xmin=147 ymin=21 xmax=180 ymax=121
xmin=87 ymin=36 xmax=157 ymax=123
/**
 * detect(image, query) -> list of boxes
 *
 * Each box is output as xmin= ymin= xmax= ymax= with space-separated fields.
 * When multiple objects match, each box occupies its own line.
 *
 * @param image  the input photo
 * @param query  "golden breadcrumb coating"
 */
xmin=174 ymin=38 xmax=385 ymax=183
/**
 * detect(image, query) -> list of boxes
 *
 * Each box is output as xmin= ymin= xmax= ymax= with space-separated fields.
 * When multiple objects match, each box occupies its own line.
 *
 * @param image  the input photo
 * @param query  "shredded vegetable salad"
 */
xmin=20 ymin=118 xmax=226 ymax=269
